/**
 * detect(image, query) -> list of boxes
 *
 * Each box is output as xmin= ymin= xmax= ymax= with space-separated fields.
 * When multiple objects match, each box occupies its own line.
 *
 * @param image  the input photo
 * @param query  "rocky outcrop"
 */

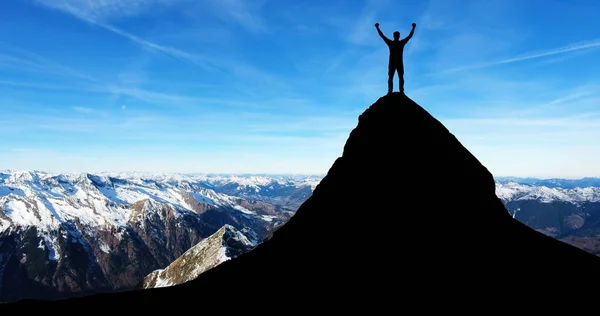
xmin=142 ymin=225 xmax=255 ymax=289
xmin=0 ymin=226 xmax=110 ymax=302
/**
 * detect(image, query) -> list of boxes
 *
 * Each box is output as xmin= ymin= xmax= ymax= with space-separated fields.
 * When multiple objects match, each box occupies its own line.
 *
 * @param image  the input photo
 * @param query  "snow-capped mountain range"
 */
xmin=0 ymin=170 xmax=319 ymax=234
xmin=103 ymin=172 xmax=323 ymax=189
xmin=0 ymin=170 xmax=319 ymax=303
xmin=495 ymin=181 xmax=600 ymax=204
xmin=495 ymin=177 xmax=600 ymax=189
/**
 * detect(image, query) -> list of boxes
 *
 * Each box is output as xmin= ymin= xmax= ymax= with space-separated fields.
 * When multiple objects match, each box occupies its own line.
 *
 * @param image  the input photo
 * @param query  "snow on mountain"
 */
xmin=0 ymin=171 xmax=245 ymax=234
xmin=100 ymin=172 xmax=323 ymax=191
xmin=495 ymin=181 xmax=600 ymax=204
xmin=142 ymin=224 xmax=255 ymax=289
xmin=0 ymin=170 xmax=317 ymax=303
xmin=495 ymin=177 xmax=600 ymax=189
xmin=95 ymin=172 xmax=323 ymax=210
xmin=0 ymin=170 xmax=325 ymax=229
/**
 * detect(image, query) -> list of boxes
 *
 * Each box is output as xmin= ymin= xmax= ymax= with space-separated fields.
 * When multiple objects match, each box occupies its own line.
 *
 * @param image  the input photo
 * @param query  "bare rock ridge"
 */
xmin=8 ymin=92 xmax=600 ymax=308
xmin=141 ymin=224 xmax=255 ymax=289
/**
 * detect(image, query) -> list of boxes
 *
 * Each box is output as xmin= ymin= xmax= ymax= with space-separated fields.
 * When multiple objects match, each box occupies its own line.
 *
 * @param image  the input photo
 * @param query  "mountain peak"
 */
xmin=6 ymin=170 xmax=40 ymax=183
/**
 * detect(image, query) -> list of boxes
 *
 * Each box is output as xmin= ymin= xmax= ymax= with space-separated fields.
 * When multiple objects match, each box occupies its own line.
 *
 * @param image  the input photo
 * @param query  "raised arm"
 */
xmin=375 ymin=23 xmax=391 ymax=44
xmin=403 ymin=23 xmax=416 ymax=42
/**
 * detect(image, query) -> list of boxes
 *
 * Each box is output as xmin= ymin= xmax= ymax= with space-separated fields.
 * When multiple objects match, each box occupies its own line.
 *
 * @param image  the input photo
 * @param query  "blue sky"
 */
xmin=1 ymin=0 xmax=599 ymax=177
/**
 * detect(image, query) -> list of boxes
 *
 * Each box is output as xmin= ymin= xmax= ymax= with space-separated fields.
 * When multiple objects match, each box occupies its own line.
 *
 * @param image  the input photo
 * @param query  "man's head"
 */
xmin=393 ymin=31 xmax=400 ymax=40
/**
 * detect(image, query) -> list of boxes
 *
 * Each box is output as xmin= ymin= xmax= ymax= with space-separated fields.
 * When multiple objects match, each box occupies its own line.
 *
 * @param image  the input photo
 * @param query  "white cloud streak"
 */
xmin=33 ymin=0 xmax=296 ymax=95
xmin=0 ymin=42 xmax=96 ymax=81
xmin=34 ymin=0 xmax=181 ymax=22
xmin=0 ymin=45 xmax=275 ymax=110
xmin=207 ymin=0 xmax=267 ymax=33
xmin=437 ymin=38 xmax=600 ymax=74
xmin=35 ymin=1 xmax=215 ymax=69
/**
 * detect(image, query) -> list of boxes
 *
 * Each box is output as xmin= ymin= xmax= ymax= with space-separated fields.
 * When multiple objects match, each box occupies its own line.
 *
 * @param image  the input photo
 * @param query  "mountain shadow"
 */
xmin=7 ymin=92 xmax=600 ymax=309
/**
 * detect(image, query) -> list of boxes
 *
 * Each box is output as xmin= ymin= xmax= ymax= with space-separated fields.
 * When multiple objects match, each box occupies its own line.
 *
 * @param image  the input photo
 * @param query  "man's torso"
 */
xmin=387 ymin=40 xmax=406 ymax=66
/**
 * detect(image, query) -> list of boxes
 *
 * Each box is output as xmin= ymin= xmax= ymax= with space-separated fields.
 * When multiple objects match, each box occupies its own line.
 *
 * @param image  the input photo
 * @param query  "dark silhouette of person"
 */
xmin=375 ymin=22 xmax=416 ymax=94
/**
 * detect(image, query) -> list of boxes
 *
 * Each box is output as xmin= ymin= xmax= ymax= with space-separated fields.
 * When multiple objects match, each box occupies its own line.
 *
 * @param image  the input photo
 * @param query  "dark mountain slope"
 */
xmin=8 ymin=92 xmax=600 ymax=309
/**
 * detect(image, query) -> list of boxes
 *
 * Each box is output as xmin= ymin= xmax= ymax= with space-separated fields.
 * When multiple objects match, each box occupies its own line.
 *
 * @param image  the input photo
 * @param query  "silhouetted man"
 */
xmin=375 ymin=22 xmax=416 ymax=94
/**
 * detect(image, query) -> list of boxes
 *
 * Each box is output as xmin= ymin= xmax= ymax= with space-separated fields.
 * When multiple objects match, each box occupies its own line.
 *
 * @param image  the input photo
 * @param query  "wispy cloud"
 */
xmin=0 ymin=79 xmax=205 ymax=109
xmin=437 ymin=38 xmax=600 ymax=74
xmin=345 ymin=2 xmax=380 ymax=45
xmin=200 ymin=0 xmax=268 ymax=34
xmin=0 ymin=109 xmax=165 ymax=134
xmin=496 ymin=85 xmax=600 ymax=118
xmin=33 ymin=0 xmax=296 ymax=95
xmin=34 ymin=1 xmax=215 ymax=69
xmin=34 ymin=0 xmax=182 ymax=22
xmin=530 ymin=45 xmax=599 ymax=67
xmin=0 ymin=44 xmax=260 ymax=110
xmin=544 ymin=85 xmax=600 ymax=106
xmin=0 ymin=79 xmax=88 ymax=91
xmin=324 ymin=0 xmax=394 ymax=46
xmin=0 ymin=42 xmax=96 ymax=81
xmin=0 ymin=49 xmax=187 ymax=107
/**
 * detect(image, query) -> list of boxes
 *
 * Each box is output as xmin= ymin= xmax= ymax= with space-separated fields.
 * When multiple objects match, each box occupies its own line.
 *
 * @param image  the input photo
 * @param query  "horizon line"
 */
xmin=0 ymin=169 xmax=327 ymax=176
xmin=2 ymin=169 xmax=600 ymax=180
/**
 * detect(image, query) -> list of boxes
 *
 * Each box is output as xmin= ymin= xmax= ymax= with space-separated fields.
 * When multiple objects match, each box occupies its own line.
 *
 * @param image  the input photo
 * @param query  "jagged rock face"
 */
xmin=87 ymin=226 xmax=160 ymax=290
xmin=78 ymin=201 xmax=211 ymax=291
xmin=181 ymin=192 xmax=213 ymax=214
xmin=0 ymin=226 xmax=110 ymax=302
xmin=142 ymin=224 xmax=255 ymax=289
xmin=0 ymin=172 xmax=312 ymax=303
xmin=0 ymin=199 xmax=214 ymax=300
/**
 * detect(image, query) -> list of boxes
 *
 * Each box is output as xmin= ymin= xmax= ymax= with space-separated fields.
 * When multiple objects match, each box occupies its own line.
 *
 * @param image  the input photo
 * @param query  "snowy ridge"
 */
xmin=142 ymin=224 xmax=256 ymax=289
xmin=495 ymin=181 xmax=600 ymax=203
xmin=100 ymin=172 xmax=323 ymax=191
xmin=495 ymin=177 xmax=600 ymax=189
xmin=0 ymin=170 xmax=263 ymax=234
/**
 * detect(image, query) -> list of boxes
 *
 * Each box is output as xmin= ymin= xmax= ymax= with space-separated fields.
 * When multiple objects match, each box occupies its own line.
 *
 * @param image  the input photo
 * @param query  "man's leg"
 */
xmin=398 ymin=65 xmax=405 ymax=93
xmin=387 ymin=67 xmax=394 ymax=94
